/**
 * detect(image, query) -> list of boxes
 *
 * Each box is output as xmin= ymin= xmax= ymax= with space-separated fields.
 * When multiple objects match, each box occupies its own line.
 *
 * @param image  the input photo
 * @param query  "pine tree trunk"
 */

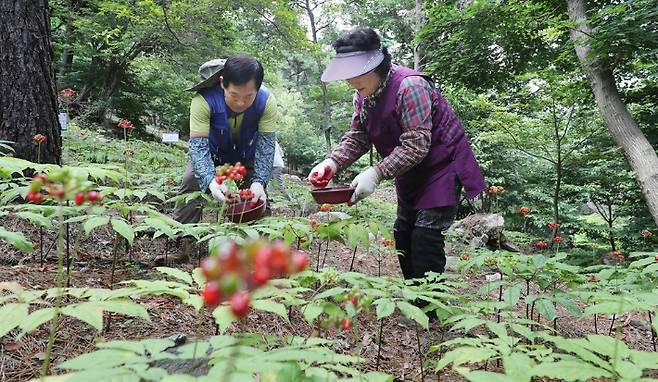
xmin=567 ymin=0 xmax=658 ymax=226
xmin=0 ymin=0 xmax=61 ymax=164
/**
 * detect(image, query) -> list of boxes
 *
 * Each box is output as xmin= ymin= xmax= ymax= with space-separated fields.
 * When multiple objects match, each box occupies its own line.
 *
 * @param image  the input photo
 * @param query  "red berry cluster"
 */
xmin=534 ymin=241 xmax=549 ymax=249
xmin=319 ymin=203 xmax=332 ymax=212
xmin=553 ymin=236 xmax=564 ymax=243
xmin=309 ymin=166 xmax=334 ymax=188
xmin=73 ymin=190 xmax=103 ymax=206
xmin=519 ymin=207 xmax=532 ymax=217
xmin=381 ymin=238 xmax=394 ymax=247
xmin=238 ymin=188 xmax=254 ymax=200
xmin=33 ymin=134 xmax=47 ymax=144
xmin=488 ymin=185 xmax=506 ymax=195
xmin=117 ymin=119 xmax=134 ymax=129
xmin=215 ymin=162 xmax=248 ymax=185
xmin=201 ymin=239 xmax=309 ymax=318
xmin=26 ymin=174 xmax=103 ymax=205
xmin=309 ymin=218 xmax=319 ymax=229
xmin=58 ymin=88 xmax=77 ymax=100
xmin=610 ymin=250 xmax=624 ymax=261
xmin=547 ymin=222 xmax=560 ymax=231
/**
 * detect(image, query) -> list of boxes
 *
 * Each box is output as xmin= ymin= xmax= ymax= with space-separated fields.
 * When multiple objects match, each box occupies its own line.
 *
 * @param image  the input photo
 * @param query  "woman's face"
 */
xmin=346 ymin=70 xmax=381 ymax=97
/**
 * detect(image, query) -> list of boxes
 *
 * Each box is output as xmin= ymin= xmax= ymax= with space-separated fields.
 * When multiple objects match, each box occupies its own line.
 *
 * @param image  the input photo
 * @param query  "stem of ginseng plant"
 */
xmin=104 ymin=233 xmax=122 ymax=332
xmin=66 ymin=201 xmax=71 ymax=287
xmin=192 ymin=308 xmax=204 ymax=360
xmin=348 ymin=244 xmax=358 ymax=272
xmin=315 ymin=241 xmax=323 ymax=272
xmin=40 ymin=203 xmax=65 ymax=381
xmin=648 ymin=311 xmax=656 ymax=352
xmin=376 ymin=318 xmax=384 ymax=370
xmin=320 ymin=240 xmax=329 ymax=268
xmin=415 ymin=322 xmax=426 ymax=382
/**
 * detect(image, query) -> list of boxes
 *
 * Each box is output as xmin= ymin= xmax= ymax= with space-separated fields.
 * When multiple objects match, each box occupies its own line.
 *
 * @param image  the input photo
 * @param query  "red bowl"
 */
xmin=224 ymin=199 xmax=266 ymax=223
xmin=310 ymin=185 xmax=355 ymax=204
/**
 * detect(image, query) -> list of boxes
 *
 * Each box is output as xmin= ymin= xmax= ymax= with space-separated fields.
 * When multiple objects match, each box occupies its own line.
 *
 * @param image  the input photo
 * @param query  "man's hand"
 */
xmin=307 ymin=159 xmax=338 ymax=188
xmin=208 ymin=178 xmax=228 ymax=202
xmin=250 ymin=182 xmax=267 ymax=203
xmin=349 ymin=167 xmax=381 ymax=204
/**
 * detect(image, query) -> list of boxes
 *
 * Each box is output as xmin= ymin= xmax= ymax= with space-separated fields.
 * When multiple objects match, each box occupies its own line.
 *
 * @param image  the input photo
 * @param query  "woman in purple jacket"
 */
xmin=308 ymin=28 xmax=485 ymax=281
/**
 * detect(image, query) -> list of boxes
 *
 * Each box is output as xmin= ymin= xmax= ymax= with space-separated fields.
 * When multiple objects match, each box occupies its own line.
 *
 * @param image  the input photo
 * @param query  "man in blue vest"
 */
xmin=173 ymin=54 xmax=277 ymax=224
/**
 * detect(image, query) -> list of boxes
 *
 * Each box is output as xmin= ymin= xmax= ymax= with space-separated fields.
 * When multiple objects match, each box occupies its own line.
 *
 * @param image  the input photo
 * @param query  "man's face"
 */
xmin=346 ymin=70 xmax=381 ymax=97
xmin=222 ymin=79 xmax=258 ymax=114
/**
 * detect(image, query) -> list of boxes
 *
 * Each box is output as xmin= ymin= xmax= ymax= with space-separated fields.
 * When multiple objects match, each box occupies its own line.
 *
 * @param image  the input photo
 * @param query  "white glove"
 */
xmin=208 ymin=179 xmax=228 ymax=202
xmin=350 ymin=167 xmax=381 ymax=204
xmin=250 ymin=182 xmax=267 ymax=203
xmin=307 ymin=158 xmax=338 ymax=183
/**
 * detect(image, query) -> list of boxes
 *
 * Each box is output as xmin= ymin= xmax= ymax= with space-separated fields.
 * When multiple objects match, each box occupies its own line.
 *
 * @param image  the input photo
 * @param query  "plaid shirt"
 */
xmin=329 ymin=66 xmax=434 ymax=179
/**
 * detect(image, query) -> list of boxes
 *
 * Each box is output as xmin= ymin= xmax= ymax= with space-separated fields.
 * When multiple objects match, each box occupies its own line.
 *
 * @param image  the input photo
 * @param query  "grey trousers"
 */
xmin=172 ymin=162 xmax=205 ymax=224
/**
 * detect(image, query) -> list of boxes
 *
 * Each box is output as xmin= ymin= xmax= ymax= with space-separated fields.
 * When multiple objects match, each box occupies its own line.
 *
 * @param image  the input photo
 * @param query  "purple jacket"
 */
xmin=356 ymin=66 xmax=485 ymax=209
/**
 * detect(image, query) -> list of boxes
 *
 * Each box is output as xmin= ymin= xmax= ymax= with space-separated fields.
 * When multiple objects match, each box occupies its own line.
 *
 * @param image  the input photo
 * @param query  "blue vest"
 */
xmin=201 ymin=85 xmax=269 ymax=165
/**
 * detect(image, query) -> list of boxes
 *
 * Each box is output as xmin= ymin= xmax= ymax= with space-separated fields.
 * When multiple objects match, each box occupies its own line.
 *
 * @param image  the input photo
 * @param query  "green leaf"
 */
xmin=58 ymin=349 xmax=143 ymax=370
xmin=251 ymin=299 xmax=289 ymax=323
xmin=302 ymin=303 xmax=323 ymax=324
xmin=532 ymin=361 xmax=611 ymax=381
xmin=585 ymin=301 xmax=633 ymax=315
xmin=95 ymin=300 xmax=150 ymax=321
xmin=397 ymin=301 xmax=429 ymax=330
xmin=503 ymin=283 xmax=522 ymax=307
xmin=16 ymin=211 xmax=52 ymax=227
xmin=84 ymin=216 xmax=110 ymax=235
xmin=464 ymin=371 xmax=515 ymax=382
xmin=156 ymin=267 xmax=193 ymax=285
xmin=535 ymin=299 xmax=557 ymax=322
xmin=20 ymin=307 xmax=56 ymax=334
xmin=503 ymin=353 xmax=535 ymax=382
xmin=111 ymin=219 xmax=134 ymax=246
xmin=213 ymin=306 xmax=236 ymax=334
xmin=0 ymin=226 xmax=34 ymax=253
xmin=61 ymin=303 xmax=104 ymax=331
xmin=0 ymin=303 xmax=28 ymax=337
xmin=375 ymin=298 xmax=396 ymax=319
xmin=144 ymin=217 xmax=176 ymax=238
xmin=314 ymin=287 xmax=346 ymax=300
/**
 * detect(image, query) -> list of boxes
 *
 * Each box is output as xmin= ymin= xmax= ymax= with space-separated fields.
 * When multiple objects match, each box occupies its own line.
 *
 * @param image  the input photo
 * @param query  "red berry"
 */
xmin=74 ymin=192 xmax=85 ymax=206
xmin=201 ymin=256 xmax=222 ymax=280
xmin=341 ymin=318 xmax=350 ymax=330
xmin=270 ymin=242 xmax=289 ymax=274
xmin=292 ymin=251 xmax=308 ymax=272
xmin=351 ymin=295 xmax=358 ymax=306
xmin=237 ymin=167 xmax=247 ymax=177
xmin=252 ymin=266 xmax=271 ymax=286
xmin=87 ymin=190 xmax=99 ymax=202
xmin=320 ymin=203 xmax=331 ymax=212
xmin=254 ymin=247 xmax=273 ymax=269
xmin=202 ymin=281 xmax=223 ymax=307
xmin=217 ymin=242 xmax=242 ymax=273
xmin=230 ymin=291 xmax=250 ymax=318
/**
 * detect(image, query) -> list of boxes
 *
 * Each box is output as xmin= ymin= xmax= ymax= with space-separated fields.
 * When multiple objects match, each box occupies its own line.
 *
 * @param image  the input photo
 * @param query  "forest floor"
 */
xmin=1 ymin=180 xmax=656 ymax=382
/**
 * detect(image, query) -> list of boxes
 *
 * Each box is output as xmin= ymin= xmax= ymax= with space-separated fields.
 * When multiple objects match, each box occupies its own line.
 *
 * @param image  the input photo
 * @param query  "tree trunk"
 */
xmin=567 ymin=0 xmax=658 ymax=226
xmin=0 ymin=0 xmax=61 ymax=164
xmin=413 ymin=0 xmax=424 ymax=70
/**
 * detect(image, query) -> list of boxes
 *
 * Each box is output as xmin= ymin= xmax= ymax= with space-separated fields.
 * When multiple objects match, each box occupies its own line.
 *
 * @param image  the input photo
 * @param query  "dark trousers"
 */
xmin=393 ymin=203 xmax=458 ymax=280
